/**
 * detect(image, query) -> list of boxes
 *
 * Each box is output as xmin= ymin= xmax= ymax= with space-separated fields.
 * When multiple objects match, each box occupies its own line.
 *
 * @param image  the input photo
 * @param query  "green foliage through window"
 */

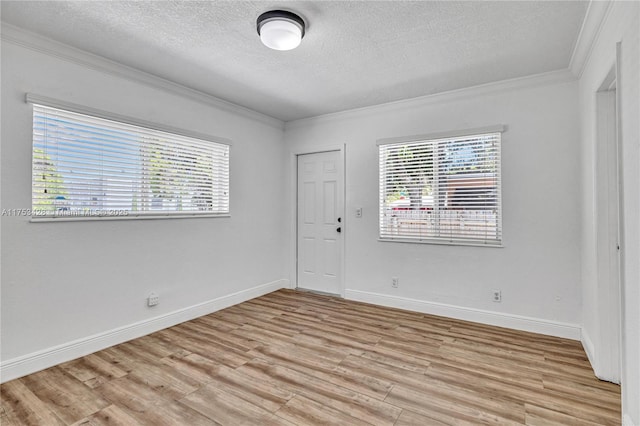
xmin=32 ymin=104 xmax=229 ymax=219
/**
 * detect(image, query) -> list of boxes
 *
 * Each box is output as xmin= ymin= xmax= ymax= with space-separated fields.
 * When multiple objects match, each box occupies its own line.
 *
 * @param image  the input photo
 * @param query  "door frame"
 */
xmin=288 ymin=145 xmax=346 ymax=297
xmin=594 ymin=54 xmax=624 ymax=383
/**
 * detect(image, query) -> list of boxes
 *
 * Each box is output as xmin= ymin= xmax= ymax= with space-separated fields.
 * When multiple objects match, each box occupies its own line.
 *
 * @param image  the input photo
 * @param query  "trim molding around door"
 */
xmin=289 ymin=145 xmax=346 ymax=297
xmin=591 ymin=57 xmax=623 ymax=384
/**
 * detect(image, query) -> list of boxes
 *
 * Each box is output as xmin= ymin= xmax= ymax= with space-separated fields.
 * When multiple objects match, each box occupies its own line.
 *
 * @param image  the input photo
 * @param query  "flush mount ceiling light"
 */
xmin=257 ymin=10 xmax=305 ymax=51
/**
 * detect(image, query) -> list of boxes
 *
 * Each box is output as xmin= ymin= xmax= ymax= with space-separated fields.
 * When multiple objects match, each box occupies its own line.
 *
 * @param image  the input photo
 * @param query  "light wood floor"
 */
xmin=1 ymin=289 xmax=621 ymax=425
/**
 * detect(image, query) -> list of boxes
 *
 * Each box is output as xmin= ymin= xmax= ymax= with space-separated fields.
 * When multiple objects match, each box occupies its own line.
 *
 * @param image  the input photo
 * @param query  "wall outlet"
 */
xmin=391 ymin=277 xmax=399 ymax=288
xmin=355 ymin=207 xmax=363 ymax=218
xmin=147 ymin=293 xmax=159 ymax=307
xmin=492 ymin=289 xmax=502 ymax=302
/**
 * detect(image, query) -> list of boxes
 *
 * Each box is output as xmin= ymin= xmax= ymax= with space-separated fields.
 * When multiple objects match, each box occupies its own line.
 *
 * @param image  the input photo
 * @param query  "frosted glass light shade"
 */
xmin=257 ymin=10 xmax=305 ymax=51
xmin=260 ymin=20 xmax=302 ymax=50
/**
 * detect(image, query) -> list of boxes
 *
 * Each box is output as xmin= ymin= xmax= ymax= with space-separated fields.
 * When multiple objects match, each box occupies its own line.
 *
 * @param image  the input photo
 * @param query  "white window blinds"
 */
xmin=32 ymin=103 xmax=229 ymax=220
xmin=379 ymin=130 xmax=502 ymax=245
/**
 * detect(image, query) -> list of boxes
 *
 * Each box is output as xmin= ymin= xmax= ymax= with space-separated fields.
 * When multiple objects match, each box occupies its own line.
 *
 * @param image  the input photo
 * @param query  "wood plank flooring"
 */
xmin=1 ymin=289 xmax=621 ymax=425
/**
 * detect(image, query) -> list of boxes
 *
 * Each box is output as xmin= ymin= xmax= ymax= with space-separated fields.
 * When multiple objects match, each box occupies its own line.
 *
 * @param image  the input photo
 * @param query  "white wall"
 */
xmin=0 ymin=36 xmax=287 ymax=377
xmin=578 ymin=2 xmax=640 ymax=424
xmin=284 ymin=74 xmax=582 ymax=336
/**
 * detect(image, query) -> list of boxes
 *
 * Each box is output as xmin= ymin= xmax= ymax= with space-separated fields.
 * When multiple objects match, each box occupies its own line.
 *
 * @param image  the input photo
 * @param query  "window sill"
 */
xmin=378 ymin=237 xmax=503 ymax=248
xmin=30 ymin=213 xmax=231 ymax=223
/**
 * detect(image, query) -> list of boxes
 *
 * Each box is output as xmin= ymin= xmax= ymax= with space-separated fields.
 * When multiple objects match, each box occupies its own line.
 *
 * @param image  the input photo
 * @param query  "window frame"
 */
xmin=27 ymin=94 xmax=231 ymax=222
xmin=377 ymin=125 xmax=504 ymax=247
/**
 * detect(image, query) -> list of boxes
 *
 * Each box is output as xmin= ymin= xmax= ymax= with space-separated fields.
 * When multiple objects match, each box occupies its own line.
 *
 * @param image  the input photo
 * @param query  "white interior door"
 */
xmin=297 ymin=151 xmax=343 ymax=295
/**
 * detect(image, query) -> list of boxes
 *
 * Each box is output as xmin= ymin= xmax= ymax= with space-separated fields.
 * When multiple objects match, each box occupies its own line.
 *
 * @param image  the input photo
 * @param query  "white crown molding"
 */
xmin=0 ymin=279 xmax=289 ymax=383
xmin=569 ymin=0 xmax=614 ymax=78
xmin=345 ymin=289 xmax=582 ymax=340
xmin=285 ymin=68 xmax=577 ymax=129
xmin=0 ymin=23 xmax=284 ymax=130
xmin=2 ymin=21 xmax=581 ymax=131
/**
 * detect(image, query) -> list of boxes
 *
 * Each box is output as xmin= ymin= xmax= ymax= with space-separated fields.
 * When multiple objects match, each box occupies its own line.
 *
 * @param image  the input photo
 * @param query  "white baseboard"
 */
xmin=581 ymin=326 xmax=622 ymax=384
xmin=345 ymin=289 xmax=581 ymax=340
xmin=581 ymin=326 xmax=597 ymax=371
xmin=0 ymin=279 xmax=288 ymax=383
xmin=623 ymin=414 xmax=637 ymax=426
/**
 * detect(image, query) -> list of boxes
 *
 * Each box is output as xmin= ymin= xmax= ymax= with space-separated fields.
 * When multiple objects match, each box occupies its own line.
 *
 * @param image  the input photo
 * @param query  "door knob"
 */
xmin=336 ymin=227 xmax=342 ymax=233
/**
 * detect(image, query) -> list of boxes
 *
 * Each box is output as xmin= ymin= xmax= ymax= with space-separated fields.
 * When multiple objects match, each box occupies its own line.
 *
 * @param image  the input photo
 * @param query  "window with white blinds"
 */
xmin=31 ymin=102 xmax=230 ymax=220
xmin=379 ymin=130 xmax=502 ymax=246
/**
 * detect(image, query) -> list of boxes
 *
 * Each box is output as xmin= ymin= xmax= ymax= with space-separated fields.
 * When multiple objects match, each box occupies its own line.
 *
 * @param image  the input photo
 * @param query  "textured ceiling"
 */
xmin=1 ymin=1 xmax=588 ymax=121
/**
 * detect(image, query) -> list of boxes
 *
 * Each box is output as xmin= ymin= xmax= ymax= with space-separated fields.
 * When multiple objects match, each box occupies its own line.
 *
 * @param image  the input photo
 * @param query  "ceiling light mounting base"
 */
xmin=257 ymin=10 xmax=306 ymax=51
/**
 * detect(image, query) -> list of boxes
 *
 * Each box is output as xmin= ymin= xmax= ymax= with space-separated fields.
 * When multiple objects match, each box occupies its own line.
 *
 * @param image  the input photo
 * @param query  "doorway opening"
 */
xmin=594 ymin=64 xmax=623 ymax=383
